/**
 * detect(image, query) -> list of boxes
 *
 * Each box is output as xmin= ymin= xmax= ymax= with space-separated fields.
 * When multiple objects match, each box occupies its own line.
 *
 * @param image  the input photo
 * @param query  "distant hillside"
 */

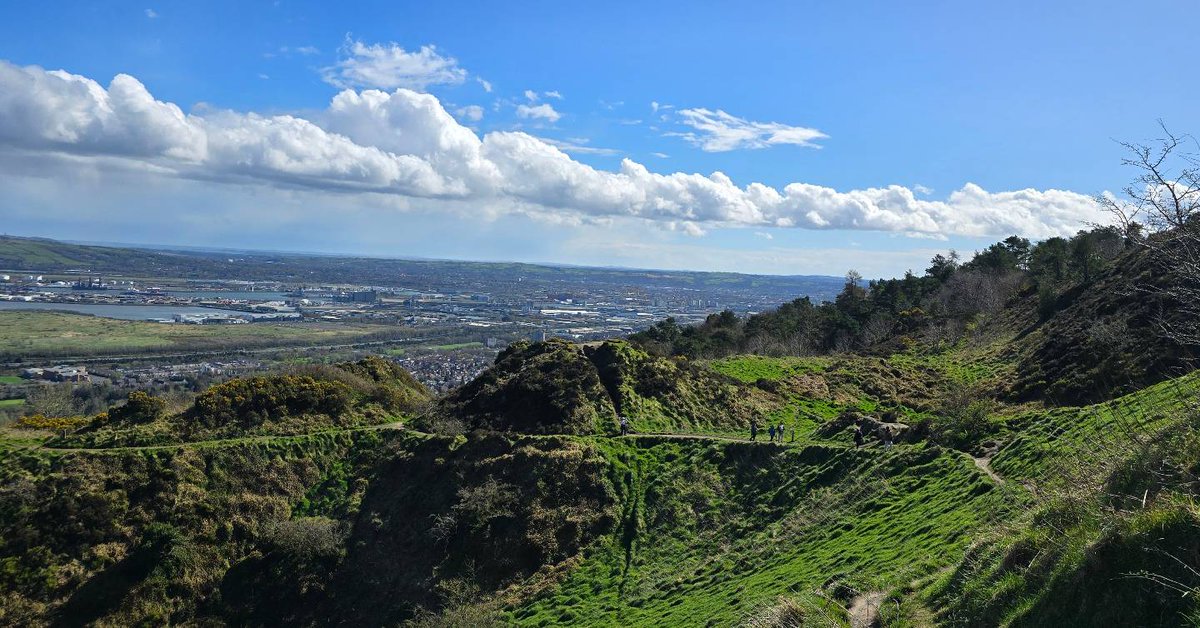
xmin=0 ymin=234 xmax=844 ymax=298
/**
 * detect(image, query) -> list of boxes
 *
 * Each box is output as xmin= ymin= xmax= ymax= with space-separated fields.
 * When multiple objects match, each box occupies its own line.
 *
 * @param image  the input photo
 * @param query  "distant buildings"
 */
xmin=334 ymin=290 xmax=378 ymax=304
xmin=22 ymin=365 xmax=90 ymax=382
xmin=172 ymin=313 xmax=249 ymax=324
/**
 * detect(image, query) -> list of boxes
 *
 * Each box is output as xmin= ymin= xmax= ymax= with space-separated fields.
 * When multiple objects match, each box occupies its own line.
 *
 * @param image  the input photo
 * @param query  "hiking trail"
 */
xmin=848 ymin=590 xmax=887 ymax=628
xmin=970 ymin=454 xmax=1005 ymax=485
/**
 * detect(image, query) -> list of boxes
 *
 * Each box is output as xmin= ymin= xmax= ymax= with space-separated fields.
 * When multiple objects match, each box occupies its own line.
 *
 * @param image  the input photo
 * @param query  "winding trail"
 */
xmin=9 ymin=425 xmax=851 ymax=456
xmin=5 ymin=422 xmax=408 ymax=454
xmin=970 ymin=454 xmax=1005 ymax=485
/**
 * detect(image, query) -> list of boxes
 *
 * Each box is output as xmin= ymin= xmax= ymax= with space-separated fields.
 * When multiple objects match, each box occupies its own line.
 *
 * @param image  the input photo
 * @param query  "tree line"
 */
xmin=631 ymin=227 xmax=1131 ymax=359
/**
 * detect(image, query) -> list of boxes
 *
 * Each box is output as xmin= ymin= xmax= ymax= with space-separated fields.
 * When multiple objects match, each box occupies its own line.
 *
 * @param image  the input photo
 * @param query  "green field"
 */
xmin=0 ymin=311 xmax=400 ymax=359
xmin=427 ymin=341 xmax=484 ymax=351
xmin=705 ymin=354 xmax=829 ymax=383
xmin=0 ymin=398 xmax=23 ymax=408
xmin=0 ymin=375 xmax=23 ymax=384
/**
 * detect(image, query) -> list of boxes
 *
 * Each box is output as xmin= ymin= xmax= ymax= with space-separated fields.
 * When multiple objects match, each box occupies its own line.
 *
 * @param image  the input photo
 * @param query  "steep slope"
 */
xmin=1011 ymin=245 xmax=1198 ymax=404
xmin=509 ymin=438 xmax=1017 ymax=626
xmin=914 ymin=372 xmax=1200 ymax=626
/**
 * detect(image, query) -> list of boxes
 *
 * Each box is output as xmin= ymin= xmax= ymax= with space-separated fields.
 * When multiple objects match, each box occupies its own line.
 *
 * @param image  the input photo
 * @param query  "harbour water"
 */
xmin=0 ymin=301 xmax=279 ymax=321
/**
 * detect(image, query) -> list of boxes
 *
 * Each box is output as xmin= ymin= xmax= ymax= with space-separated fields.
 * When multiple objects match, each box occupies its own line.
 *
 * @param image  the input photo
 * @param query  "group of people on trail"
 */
xmin=747 ymin=417 xmax=896 ymax=448
xmin=749 ymin=419 xmax=790 ymax=443
xmin=853 ymin=421 xmax=894 ymax=449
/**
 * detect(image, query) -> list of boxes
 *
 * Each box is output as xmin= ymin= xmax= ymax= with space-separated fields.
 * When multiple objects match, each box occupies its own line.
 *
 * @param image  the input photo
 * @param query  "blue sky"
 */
xmin=0 ymin=1 xmax=1196 ymax=277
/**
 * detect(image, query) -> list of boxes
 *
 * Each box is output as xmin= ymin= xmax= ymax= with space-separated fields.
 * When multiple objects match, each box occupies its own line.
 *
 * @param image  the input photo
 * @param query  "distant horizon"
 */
xmin=3 ymin=232 xmax=856 ymax=281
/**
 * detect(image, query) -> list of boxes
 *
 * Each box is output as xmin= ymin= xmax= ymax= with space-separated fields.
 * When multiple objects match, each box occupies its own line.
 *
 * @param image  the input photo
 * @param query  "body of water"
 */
xmin=37 ymin=287 xmax=289 ymax=301
xmin=0 ymin=301 xmax=275 ymax=321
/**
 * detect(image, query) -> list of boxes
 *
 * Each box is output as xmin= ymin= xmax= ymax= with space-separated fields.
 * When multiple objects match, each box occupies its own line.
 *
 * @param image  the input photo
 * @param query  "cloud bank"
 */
xmin=0 ymin=60 xmax=1107 ymax=240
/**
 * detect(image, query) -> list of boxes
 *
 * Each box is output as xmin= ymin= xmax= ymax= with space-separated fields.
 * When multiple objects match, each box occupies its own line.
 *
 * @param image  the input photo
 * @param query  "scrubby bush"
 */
xmin=17 ymin=413 xmax=92 ymax=432
xmin=191 ymin=375 xmax=353 ymax=429
xmin=933 ymin=389 xmax=997 ymax=451
xmin=107 ymin=390 xmax=166 ymax=424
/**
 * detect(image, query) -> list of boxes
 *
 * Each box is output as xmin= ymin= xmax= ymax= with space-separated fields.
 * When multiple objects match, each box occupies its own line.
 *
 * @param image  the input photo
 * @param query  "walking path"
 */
xmin=7 ymin=422 xmax=407 ymax=454
xmin=970 ymin=454 xmax=1005 ymax=485
xmin=848 ymin=590 xmax=887 ymax=628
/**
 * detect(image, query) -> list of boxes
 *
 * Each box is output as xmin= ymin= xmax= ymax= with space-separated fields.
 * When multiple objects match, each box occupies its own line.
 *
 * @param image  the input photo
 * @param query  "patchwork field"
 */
xmin=0 ymin=311 xmax=403 ymax=359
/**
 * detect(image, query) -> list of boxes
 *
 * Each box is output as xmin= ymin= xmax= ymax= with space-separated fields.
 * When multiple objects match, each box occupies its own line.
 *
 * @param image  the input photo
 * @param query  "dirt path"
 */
xmin=13 ymin=426 xmax=832 ymax=456
xmin=19 ymin=422 xmax=408 ymax=454
xmin=970 ymin=455 xmax=1005 ymax=485
xmin=848 ymin=590 xmax=887 ymax=628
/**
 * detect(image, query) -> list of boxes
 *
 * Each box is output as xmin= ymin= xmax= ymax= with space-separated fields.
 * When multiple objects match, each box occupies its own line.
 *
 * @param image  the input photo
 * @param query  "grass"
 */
xmin=988 ymin=370 xmax=1200 ymax=484
xmin=705 ymin=355 xmax=830 ymax=383
xmin=0 ymin=311 xmax=394 ymax=358
xmin=0 ymin=375 xmax=23 ymax=384
xmin=508 ymin=437 xmax=1018 ymax=626
xmin=915 ymin=384 xmax=1200 ymax=626
xmin=427 ymin=341 xmax=484 ymax=351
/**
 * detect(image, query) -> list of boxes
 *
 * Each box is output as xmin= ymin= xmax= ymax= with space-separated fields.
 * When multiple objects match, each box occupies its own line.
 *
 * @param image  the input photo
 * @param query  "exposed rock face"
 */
xmin=816 ymin=410 xmax=911 ymax=443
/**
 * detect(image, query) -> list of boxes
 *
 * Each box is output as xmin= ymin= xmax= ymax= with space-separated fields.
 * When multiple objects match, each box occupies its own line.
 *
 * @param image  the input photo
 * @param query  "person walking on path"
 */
xmin=750 ymin=419 xmax=759 ymax=441
xmin=853 ymin=423 xmax=865 ymax=448
xmin=768 ymin=424 xmax=777 ymax=442
xmin=779 ymin=423 xmax=787 ymax=443
xmin=619 ymin=416 xmax=629 ymax=436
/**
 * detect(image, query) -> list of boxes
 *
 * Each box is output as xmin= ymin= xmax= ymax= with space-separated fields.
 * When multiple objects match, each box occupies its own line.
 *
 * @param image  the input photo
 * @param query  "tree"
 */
xmin=926 ymin=251 xmax=959 ymax=282
xmin=108 ymin=390 xmax=166 ymax=424
xmin=1030 ymin=236 xmax=1070 ymax=283
xmin=844 ymin=269 xmax=863 ymax=288
xmin=1100 ymin=123 xmax=1200 ymax=343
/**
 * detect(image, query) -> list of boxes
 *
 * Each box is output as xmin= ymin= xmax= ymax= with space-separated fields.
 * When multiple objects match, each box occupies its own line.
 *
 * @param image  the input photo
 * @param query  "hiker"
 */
xmin=768 ymin=424 xmax=777 ymax=442
xmin=779 ymin=423 xmax=786 ymax=443
xmin=853 ymin=423 xmax=864 ymax=448
xmin=881 ymin=426 xmax=894 ymax=449
xmin=750 ymin=419 xmax=759 ymax=441
xmin=619 ymin=416 xmax=629 ymax=436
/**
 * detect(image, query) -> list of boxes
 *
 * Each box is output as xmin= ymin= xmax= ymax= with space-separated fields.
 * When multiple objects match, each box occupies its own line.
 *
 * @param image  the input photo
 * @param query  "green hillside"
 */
xmin=3 ymin=227 xmax=1200 ymax=626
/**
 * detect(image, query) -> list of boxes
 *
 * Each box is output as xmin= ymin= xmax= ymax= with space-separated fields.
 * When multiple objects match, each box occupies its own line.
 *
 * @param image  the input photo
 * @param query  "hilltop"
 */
xmin=0 ymin=234 xmax=844 ymax=298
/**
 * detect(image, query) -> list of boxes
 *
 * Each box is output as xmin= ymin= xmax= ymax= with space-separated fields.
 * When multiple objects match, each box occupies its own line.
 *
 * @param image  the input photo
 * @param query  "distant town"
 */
xmin=0 ymin=235 xmax=845 ymax=405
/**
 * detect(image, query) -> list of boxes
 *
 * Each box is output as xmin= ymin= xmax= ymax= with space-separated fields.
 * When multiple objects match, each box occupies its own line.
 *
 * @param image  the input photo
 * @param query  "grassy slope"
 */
xmin=509 ymin=438 xmax=1018 ymax=626
xmin=884 ymin=367 xmax=1200 ymax=626
xmin=0 ymin=311 xmax=386 ymax=358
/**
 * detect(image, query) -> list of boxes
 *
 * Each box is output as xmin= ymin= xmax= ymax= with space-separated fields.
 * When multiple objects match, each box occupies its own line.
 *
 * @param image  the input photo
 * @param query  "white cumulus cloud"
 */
xmin=672 ymin=108 xmax=828 ymax=152
xmin=455 ymin=105 xmax=484 ymax=122
xmin=321 ymin=40 xmax=467 ymax=91
xmin=516 ymin=103 xmax=562 ymax=123
xmin=0 ymin=60 xmax=1109 ymax=241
